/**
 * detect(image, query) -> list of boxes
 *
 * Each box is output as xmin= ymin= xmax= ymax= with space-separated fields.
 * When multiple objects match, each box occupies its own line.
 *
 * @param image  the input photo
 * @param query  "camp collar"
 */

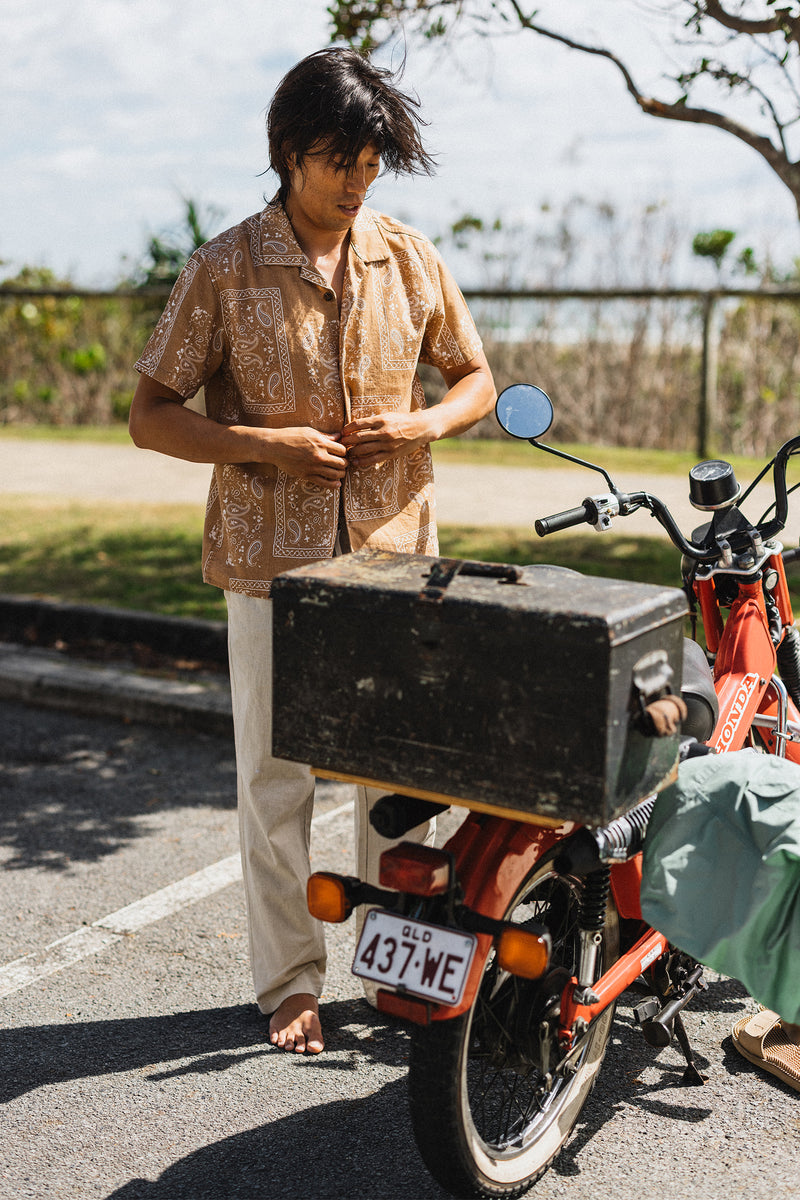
xmin=257 ymin=199 xmax=390 ymax=269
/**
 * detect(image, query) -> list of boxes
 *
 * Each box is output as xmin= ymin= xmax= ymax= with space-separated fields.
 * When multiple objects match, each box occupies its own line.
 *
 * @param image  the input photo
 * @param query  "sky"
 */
xmin=3 ymin=0 xmax=800 ymax=288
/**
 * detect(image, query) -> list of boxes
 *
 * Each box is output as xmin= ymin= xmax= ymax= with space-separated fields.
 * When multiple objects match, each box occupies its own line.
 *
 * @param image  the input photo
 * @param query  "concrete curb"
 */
xmin=0 ymin=597 xmax=232 ymax=737
xmin=0 ymin=595 xmax=228 ymax=664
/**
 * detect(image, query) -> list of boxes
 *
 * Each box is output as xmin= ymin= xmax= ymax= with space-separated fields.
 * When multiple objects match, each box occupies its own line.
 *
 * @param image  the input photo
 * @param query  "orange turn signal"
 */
xmin=379 ymin=843 xmax=451 ymax=895
xmin=496 ymin=926 xmax=551 ymax=980
xmin=307 ymin=872 xmax=353 ymax=923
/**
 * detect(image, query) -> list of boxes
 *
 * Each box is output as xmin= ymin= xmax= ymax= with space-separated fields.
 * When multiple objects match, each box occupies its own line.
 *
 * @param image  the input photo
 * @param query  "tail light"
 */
xmin=379 ymin=843 xmax=452 ymax=895
xmin=307 ymin=872 xmax=355 ymax=922
xmin=496 ymin=926 xmax=551 ymax=979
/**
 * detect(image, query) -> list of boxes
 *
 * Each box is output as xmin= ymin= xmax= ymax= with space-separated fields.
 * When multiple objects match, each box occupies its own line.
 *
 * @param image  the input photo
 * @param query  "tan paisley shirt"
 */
xmin=135 ymin=200 xmax=482 ymax=595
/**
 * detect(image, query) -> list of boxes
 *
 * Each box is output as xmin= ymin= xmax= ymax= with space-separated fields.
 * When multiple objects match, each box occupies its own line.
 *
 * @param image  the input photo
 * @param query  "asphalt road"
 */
xmin=2 ymin=699 xmax=800 ymax=1200
xmin=0 ymin=437 xmax=779 ymax=539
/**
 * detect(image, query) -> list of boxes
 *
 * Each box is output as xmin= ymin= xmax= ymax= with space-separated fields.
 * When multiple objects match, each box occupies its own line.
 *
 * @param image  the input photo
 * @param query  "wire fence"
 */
xmin=3 ymin=284 xmax=800 ymax=457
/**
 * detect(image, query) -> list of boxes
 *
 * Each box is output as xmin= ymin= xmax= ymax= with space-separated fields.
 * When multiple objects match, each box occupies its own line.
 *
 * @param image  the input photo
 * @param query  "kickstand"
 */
xmin=673 ymin=1014 xmax=708 ymax=1086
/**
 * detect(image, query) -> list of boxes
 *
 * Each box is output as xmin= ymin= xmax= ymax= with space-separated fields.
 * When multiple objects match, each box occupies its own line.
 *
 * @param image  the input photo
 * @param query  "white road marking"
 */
xmin=0 ymin=798 xmax=354 ymax=999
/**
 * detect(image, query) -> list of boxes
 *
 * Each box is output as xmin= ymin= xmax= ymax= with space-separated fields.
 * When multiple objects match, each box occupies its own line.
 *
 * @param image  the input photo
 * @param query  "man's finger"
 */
xmin=308 ymin=475 xmax=342 ymax=485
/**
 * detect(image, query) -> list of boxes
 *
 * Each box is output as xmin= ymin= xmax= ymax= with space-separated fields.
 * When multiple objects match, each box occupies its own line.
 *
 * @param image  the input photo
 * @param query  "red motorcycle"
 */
xmin=295 ymin=383 xmax=800 ymax=1199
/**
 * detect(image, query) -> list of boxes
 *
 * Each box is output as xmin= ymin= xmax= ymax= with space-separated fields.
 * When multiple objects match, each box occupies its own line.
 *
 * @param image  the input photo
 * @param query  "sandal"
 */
xmin=731 ymin=1009 xmax=800 ymax=1092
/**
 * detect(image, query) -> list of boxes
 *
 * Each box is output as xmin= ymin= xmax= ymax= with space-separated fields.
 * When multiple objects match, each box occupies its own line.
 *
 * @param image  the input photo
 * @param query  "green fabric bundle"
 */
xmin=640 ymin=750 xmax=800 ymax=1023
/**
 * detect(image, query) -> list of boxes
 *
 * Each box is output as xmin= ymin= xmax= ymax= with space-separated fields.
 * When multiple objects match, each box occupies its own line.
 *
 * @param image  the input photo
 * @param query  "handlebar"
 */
xmin=536 ymin=488 xmax=719 ymax=561
xmin=764 ymin=433 xmax=800 ymax=540
xmin=535 ymin=503 xmax=593 ymax=536
xmin=496 ymin=384 xmax=800 ymax=564
xmin=536 ymin=470 xmax=799 ymax=562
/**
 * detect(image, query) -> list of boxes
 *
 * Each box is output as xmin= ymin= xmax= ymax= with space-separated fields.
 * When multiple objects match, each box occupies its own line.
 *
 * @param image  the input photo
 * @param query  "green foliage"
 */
xmin=329 ymin=0 xmax=491 ymax=48
xmin=133 ymin=197 xmax=223 ymax=288
xmin=0 ymin=265 xmax=151 ymax=426
xmin=328 ymin=0 xmax=401 ymax=51
xmin=327 ymin=0 xmax=488 ymax=49
xmin=435 ymin=197 xmax=681 ymax=290
xmin=3 ymin=195 xmax=800 ymax=453
xmin=737 ymin=246 xmax=759 ymax=276
xmin=692 ymin=229 xmax=736 ymax=272
xmin=448 ymin=213 xmax=485 ymax=249
xmin=0 ymin=196 xmax=224 ymax=426
xmin=66 ymin=343 xmax=107 ymax=375
xmin=0 ymin=494 xmax=682 ymax=619
xmin=0 ymin=497 xmax=227 ymax=620
xmin=439 ymin=526 xmax=690 ymax=594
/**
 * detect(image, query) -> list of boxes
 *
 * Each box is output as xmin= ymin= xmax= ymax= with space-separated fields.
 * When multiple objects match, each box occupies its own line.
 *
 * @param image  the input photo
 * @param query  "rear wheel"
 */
xmin=408 ymin=858 xmax=619 ymax=1199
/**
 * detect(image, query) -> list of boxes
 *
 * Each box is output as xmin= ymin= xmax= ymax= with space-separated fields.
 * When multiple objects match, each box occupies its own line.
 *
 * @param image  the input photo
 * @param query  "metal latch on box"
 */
xmin=419 ymin=559 xmax=525 ymax=603
xmin=632 ymin=649 xmax=687 ymax=737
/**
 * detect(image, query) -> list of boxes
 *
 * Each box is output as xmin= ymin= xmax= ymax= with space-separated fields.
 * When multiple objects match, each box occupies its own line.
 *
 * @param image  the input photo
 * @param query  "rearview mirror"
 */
xmin=495 ymin=384 xmax=553 ymax=440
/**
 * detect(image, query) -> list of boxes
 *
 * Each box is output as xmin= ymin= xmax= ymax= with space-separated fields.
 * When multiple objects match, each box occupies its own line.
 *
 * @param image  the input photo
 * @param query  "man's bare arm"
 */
xmin=129 ymin=373 xmax=347 ymax=488
xmin=341 ymin=351 xmax=496 ymax=469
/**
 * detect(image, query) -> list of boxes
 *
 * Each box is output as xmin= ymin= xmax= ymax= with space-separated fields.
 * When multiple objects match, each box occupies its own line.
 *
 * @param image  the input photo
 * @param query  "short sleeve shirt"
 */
xmin=135 ymin=200 xmax=483 ymax=595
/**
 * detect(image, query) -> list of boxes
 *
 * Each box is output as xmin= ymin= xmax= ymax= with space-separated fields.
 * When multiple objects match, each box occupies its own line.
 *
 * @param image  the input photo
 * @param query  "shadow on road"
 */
xmin=2 ymin=999 xmax=450 ymax=1198
xmin=105 ymin=1075 xmax=449 ymax=1200
xmin=2 ymin=985 xmax=759 ymax=1199
xmin=1 ymin=1003 xmax=267 ymax=1103
xmin=0 ymin=999 xmax=417 ymax=1105
xmin=0 ymin=701 xmax=236 ymax=870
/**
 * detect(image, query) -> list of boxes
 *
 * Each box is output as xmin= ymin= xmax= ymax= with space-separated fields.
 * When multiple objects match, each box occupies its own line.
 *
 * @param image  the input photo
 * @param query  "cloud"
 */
xmin=1 ymin=0 xmax=335 ymax=280
xmin=2 ymin=0 xmax=798 ymax=284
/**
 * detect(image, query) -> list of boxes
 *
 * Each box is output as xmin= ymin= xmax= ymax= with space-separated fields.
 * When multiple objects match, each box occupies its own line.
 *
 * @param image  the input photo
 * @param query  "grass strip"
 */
xmin=3 ymin=496 xmax=797 ymax=622
xmin=0 ymin=497 xmax=227 ymax=621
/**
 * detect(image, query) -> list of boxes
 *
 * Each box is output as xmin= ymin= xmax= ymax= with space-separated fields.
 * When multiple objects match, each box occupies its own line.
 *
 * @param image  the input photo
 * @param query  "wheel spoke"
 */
xmin=465 ymin=874 xmax=588 ymax=1151
xmin=468 ymin=1052 xmax=553 ymax=1150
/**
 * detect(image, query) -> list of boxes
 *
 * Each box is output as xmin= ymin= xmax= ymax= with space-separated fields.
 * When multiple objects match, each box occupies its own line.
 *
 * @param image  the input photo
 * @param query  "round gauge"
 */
xmin=689 ymin=459 xmax=740 ymax=510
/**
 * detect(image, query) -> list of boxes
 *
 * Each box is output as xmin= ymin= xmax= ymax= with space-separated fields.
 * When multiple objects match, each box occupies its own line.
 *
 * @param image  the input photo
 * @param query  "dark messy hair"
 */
xmin=268 ymin=48 xmax=435 ymax=203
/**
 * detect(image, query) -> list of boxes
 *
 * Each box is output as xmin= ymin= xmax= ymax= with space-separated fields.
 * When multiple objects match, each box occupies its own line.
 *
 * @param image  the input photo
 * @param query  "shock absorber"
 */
xmin=553 ymin=794 xmax=657 ymax=877
xmin=593 ymin=796 xmax=656 ymax=861
xmin=777 ymin=623 xmax=800 ymax=712
xmin=576 ymin=865 xmax=611 ymax=994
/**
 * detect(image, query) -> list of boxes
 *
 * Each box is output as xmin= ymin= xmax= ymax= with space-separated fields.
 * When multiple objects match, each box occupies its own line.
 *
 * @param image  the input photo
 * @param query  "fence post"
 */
xmin=698 ymin=292 xmax=719 ymax=458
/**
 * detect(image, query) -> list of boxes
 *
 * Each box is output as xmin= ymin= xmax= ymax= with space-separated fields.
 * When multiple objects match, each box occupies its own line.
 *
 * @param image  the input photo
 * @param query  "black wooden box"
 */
xmin=271 ymin=549 xmax=688 ymax=826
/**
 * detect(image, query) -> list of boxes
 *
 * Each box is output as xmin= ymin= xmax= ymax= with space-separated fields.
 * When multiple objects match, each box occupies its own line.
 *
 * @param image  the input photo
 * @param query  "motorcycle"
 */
xmin=304 ymin=382 xmax=800 ymax=1199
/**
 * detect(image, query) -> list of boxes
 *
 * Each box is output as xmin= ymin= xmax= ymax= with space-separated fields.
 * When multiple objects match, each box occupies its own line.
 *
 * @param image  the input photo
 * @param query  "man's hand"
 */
xmin=256 ymin=427 xmax=348 ymax=488
xmin=340 ymin=352 xmax=496 ymax=469
xmin=130 ymin=377 xmax=347 ymax=488
xmin=341 ymin=412 xmax=427 ymax=469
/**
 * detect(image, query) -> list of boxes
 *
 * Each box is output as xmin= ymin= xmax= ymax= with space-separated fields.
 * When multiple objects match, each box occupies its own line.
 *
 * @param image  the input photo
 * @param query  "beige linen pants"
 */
xmin=226 ymin=590 xmax=436 ymax=1015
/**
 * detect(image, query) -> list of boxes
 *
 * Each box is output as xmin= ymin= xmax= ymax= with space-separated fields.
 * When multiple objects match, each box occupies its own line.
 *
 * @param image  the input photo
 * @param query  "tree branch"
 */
xmin=695 ymin=1 xmax=800 ymax=43
xmin=505 ymin=0 xmax=800 ymax=210
xmin=329 ymin=0 xmax=800 ymax=216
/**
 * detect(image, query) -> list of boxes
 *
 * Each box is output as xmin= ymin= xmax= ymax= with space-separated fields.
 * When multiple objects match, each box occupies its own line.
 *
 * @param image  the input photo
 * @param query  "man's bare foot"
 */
xmin=268 ymin=993 xmax=324 ymax=1054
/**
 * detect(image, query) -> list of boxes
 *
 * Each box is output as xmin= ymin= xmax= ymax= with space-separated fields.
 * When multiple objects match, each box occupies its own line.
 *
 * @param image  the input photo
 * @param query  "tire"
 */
xmin=408 ymin=857 xmax=619 ymax=1199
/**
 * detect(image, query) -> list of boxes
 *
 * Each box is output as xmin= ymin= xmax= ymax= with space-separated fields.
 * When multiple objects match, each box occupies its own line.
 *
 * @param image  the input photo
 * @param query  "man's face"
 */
xmin=286 ymin=141 xmax=381 ymax=234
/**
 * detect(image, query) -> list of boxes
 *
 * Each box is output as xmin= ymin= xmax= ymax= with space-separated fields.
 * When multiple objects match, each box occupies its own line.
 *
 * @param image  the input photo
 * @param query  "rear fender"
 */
xmin=610 ymin=854 xmax=644 ymax=920
xmin=428 ymin=812 xmax=575 ymax=1021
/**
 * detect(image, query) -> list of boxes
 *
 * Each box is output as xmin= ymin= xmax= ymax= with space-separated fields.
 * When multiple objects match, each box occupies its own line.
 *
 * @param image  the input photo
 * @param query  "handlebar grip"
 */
xmin=535 ymin=503 xmax=591 ymax=536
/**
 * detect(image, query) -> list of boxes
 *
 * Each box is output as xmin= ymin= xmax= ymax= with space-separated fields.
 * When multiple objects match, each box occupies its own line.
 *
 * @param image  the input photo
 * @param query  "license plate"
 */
xmin=352 ymin=910 xmax=477 ymax=1006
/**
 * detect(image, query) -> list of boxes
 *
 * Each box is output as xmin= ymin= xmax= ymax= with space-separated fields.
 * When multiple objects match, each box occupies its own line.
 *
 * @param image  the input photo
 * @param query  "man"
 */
xmin=129 ymin=47 xmax=496 ymax=1054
